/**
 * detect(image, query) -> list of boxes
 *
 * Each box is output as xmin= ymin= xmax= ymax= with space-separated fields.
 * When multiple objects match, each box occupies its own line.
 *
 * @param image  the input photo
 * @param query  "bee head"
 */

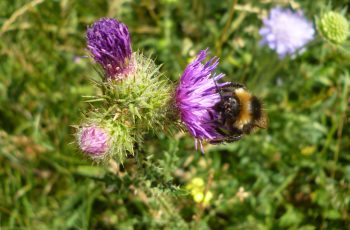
xmin=224 ymin=96 xmax=240 ymax=118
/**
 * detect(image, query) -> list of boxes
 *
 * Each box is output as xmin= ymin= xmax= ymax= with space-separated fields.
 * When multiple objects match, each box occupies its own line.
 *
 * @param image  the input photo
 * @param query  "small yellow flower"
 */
xmin=203 ymin=191 xmax=213 ymax=205
xmin=193 ymin=192 xmax=204 ymax=203
xmin=301 ymin=145 xmax=316 ymax=156
xmin=193 ymin=191 xmax=213 ymax=206
xmin=191 ymin=177 xmax=205 ymax=188
xmin=186 ymin=177 xmax=213 ymax=206
xmin=186 ymin=177 xmax=205 ymax=191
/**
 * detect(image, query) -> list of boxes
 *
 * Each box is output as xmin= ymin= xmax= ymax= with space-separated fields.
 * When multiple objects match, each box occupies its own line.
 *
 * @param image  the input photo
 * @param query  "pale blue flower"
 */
xmin=260 ymin=7 xmax=315 ymax=58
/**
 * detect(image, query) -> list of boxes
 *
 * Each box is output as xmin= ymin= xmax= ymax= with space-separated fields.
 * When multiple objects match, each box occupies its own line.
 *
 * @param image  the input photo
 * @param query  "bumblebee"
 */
xmin=210 ymin=82 xmax=268 ymax=144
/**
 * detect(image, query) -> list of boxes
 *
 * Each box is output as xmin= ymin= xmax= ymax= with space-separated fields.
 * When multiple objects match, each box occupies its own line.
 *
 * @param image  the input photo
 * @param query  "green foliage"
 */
xmin=1 ymin=0 xmax=350 ymax=229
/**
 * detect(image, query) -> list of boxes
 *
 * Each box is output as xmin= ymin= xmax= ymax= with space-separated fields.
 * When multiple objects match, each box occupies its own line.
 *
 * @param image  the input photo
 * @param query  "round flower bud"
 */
xmin=78 ymin=126 xmax=109 ymax=157
xmin=318 ymin=11 xmax=349 ymax=44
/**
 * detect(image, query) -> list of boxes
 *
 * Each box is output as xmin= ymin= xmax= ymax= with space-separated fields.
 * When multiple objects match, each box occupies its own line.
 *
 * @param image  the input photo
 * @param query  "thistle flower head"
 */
xmin=87 ymin=18 xmax=132 ymax=78
xmin=78 ymin=126 xmax=109 ymax=157
xmin=175 ymin=49 xmax=227 ymax=151
xmin=259 ymin=7 xmax=315 ymax=58
xmin=318 ymin=11 xmax=349 ymax=44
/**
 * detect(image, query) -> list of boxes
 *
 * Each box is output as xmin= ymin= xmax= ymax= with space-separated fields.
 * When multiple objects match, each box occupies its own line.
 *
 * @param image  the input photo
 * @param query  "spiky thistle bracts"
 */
xmin=97 ymin=52 xmax=174 ymax=133
xmin=76 ymin=120 xmax=134 ymax=163
xmin=77 ymin=52 xmax=174 ymax=163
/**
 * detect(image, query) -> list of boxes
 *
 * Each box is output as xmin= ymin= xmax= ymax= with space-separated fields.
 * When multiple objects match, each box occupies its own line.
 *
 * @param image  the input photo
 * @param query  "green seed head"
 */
xmin=318 ymin=11 xmax=349 ymax=44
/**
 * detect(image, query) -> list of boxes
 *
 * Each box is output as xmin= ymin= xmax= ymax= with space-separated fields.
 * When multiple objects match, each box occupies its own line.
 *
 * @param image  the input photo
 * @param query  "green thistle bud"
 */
xmin=100 ymin=52 xmax=174 ymax=133
xmin=76 ymin=120 xmax=134 ymax=163
xmin=78 ymin=52 xmax=176 ymax=164
xmin=318 ymin=11 xmax=349 ymax=44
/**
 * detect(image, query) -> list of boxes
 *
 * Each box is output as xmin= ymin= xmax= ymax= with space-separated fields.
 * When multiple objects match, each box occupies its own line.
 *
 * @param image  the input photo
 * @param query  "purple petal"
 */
xmin=86 ymin=18 xmax=132 ymax=78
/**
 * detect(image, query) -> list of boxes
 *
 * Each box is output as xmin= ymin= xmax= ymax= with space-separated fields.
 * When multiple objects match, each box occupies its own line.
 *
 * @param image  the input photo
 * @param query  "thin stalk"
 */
xmin=194 ymin=169 xmax=214 ymax=229
xmin=216 ymin=0 xmax=238 ymax=56
xmin=332 ymin=74 xmax=349 ymax=177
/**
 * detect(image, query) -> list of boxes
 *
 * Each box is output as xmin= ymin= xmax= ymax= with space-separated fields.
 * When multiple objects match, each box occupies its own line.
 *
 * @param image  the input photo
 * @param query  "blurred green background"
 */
xmin=1 ymin=0 xmax=350 ymax=229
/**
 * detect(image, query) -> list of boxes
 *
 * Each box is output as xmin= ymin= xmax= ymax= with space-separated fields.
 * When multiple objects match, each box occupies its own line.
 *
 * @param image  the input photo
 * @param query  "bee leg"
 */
xmin=242 ymin=123 xmax=254 ymax=134
xmin=228 ymin=82 xmax=246 ymax=89
xmin=223 ymin=134 xmax=244 ymax=143
xmin=210 ymin=124 xmax=243 ymax=144
xmin=221 ymin=82 xmax=246 ymax=91
xmin=214 ymin=127 xmax=229 ymax=136
xmin=212 ymin=102 xmax=228 ymax=125
xmin=213 ymin=101 xmax=222 ymax=113
xmin=209 ymin=135 xmax=243 ymax=144
xmin=208 ymin=110 xmax=215 ymax=120
xmin=223 ymin=125 xmax=244 ymax=142
xmin=209 ymin=139 xmax=225 ymax=144
xmin=208 ymin=110 xmax=223 ymax=124
xmin=226 ymin=124 xmax=243 ymax=135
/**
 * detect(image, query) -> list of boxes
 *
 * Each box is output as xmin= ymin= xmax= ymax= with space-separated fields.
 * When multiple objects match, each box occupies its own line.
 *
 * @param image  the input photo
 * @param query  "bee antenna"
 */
xmin=213 ymin=78 xmax=224 ymax=99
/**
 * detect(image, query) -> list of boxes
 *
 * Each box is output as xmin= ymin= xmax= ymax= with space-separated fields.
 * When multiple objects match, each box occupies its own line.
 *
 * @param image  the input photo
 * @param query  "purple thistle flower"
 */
xmin=175 ymin=49 xmax=228 ymax=151
xmin=259 ymin=7 xmax=315 ymax=58
xmin=87 ymin=18 xmax=132 ymax=78
xmin=78 ymin=126 xmax=109 ymax=156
